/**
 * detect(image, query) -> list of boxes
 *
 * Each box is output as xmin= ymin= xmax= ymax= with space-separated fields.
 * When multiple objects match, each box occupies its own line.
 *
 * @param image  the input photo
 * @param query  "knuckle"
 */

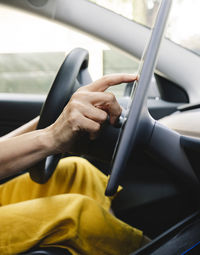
xmin=100 ymin=111 xmax=107 ymax=122
xmin=107 ymin=92 xmax=115 ymax=102
xmin=93 ymin=122 xmax=100 ymax=132
xmin=71 ymin=91 xmax=81 ymax=100
xmin=73 ymin=90 xmax=90 ymax=101
xmin=70 ymin=120 xmax=80 ymax=133
xmin=72 ymin=125 xmax=80 ymax=133
xmin=68 ymin=99 xmax=76 ymax=109
xmin=102 ymin=75 xmax=111 ymax=85
xmin=75 ymin=88 xmax=85 ymax=94
xmin=67 ymin=114 xmax=77 ymax=126
xmin=69 ymin=98 xmax=82 ymax=110
xmin=67 ymin=110 xmax=80 ymax=126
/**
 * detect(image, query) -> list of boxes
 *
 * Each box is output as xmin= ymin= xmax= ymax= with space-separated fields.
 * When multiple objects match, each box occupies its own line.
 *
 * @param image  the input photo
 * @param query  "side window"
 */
xmin=103 ymin=49 xmax=139 ymax=97
xmin=0 ymin=4 xmax=145 ymax=97
xmin=0 ymin=4 xmax=105 ymax=95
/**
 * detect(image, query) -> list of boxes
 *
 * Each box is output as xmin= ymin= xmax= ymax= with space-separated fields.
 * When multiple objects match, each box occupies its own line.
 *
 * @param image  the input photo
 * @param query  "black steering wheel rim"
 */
xmin=29 ymin=48 xmax=92 ymax=183
xmin=105 ymin=0 xmax=172 ymax=196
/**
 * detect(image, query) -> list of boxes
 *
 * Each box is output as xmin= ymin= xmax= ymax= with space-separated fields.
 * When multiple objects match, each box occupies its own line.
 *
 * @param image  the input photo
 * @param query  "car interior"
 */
xmin=0 ymin=0 xmax=200 ymax=254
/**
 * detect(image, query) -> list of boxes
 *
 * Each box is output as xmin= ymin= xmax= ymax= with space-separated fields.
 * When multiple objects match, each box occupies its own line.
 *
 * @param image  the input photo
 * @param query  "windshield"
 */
xmin=89 ymin=0 xmax=200 ymax=56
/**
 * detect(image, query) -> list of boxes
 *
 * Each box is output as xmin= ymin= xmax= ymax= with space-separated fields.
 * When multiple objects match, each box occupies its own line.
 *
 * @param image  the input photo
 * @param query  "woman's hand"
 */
xmin=48 ymin=73 xmax=137 ymax=153
xmin=0 ymin=73 xmax=137 ymax=179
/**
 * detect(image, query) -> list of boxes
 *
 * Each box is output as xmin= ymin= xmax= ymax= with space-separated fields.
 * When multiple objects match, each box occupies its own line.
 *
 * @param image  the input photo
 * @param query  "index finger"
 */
xmin=83 ymin=73 xmax=138 ymax=92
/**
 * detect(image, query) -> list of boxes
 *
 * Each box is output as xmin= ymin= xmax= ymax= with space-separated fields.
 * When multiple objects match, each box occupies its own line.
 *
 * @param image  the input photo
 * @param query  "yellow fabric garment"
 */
xmin=0 ymin=157 xmax=143 ymax=255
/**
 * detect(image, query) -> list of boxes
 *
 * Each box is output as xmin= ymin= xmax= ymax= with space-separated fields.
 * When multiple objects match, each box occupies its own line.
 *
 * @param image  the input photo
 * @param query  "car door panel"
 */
xmin=0 ymin=94 xmax=44 ymax=136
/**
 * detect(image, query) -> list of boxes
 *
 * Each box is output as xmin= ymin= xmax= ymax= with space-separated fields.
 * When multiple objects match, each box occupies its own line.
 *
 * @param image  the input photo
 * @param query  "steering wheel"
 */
xmin=105 ymin=0 xmax=199 ymax=196
xmin=29 ymin=48 xmax=92 ymax=184
xmin=29 ymin=3 xmax=199 ymax=193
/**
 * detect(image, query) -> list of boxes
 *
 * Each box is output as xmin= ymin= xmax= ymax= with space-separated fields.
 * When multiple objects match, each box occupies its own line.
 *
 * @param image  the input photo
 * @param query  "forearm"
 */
xmin=0 ymin=74 xmax=137 ymax=180
xmin=1 ymin=116 xmax=39 ymax=139
xmin=0 ymin=128 xmax=53 ymax=179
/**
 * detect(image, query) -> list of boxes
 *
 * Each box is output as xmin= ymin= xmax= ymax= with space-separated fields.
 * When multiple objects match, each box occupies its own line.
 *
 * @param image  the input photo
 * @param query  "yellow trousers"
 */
xmin=0 ymin=157 xmax=143 ymax=255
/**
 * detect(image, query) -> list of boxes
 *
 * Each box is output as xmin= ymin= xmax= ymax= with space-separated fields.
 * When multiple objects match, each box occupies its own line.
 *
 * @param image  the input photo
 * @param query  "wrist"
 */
xmin=38 ymin=127 xmax=57 ymax=156
xmin=43 ymin=124 xmax=66 ymax=155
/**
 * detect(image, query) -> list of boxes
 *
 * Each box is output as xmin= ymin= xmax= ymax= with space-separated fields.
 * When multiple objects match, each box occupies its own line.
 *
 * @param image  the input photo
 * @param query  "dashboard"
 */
xmin=159 ymin=109 xmax=200 ymax=138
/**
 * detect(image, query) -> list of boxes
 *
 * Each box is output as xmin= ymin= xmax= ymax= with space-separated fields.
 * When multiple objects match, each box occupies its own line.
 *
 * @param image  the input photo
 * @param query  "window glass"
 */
xmin=167 ymin=0 xmax=200 ymax=56
xmin=89 ymin=0 xmax=200 ymax=56
xmin=0 ymin=4 xmax=105 ymax=95
xmin=0 ymin=3 xmax=140 ymax=97
xmin=103 ymin=50 xmax=139 ymax=97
